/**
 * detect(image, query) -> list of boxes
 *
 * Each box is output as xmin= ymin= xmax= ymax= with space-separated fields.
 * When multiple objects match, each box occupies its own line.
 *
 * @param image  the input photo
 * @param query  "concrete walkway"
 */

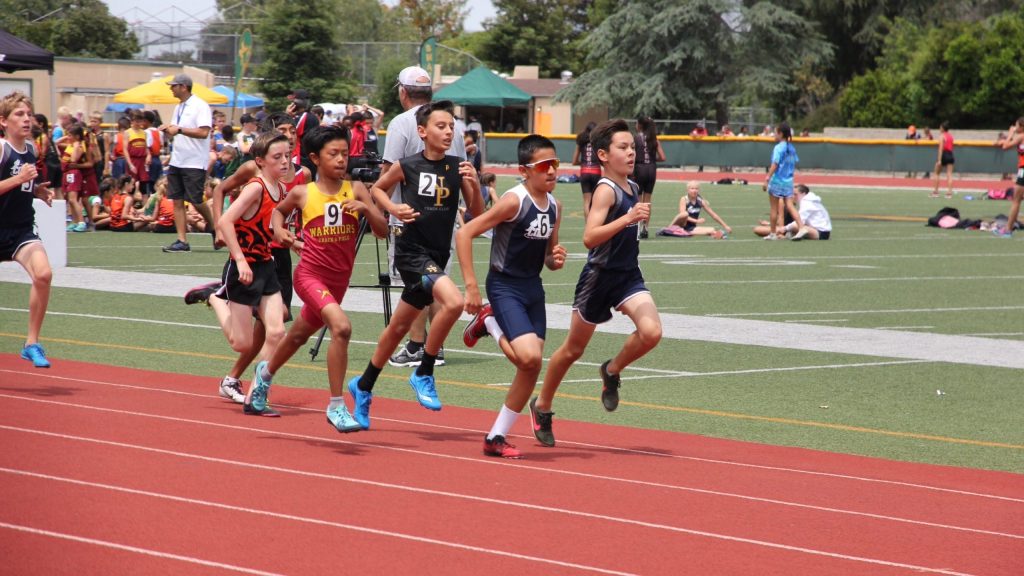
xmin=4 ymin=266 xmax=1023 ymax=370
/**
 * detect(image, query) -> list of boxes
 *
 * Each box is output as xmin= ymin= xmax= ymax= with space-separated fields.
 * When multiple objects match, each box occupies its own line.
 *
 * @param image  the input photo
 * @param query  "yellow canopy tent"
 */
xmin=113 ymin=75 xmax=229 ymax=105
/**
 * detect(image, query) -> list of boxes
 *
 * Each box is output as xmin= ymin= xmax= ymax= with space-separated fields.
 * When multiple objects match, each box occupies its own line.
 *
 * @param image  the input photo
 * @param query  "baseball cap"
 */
xmin=166 ymin=73 xmax=193 ymax=88
xmin=287 ymin=89 xmax=310 ymax=101
xmin=396 ymin=66 xmax=432 ymax=88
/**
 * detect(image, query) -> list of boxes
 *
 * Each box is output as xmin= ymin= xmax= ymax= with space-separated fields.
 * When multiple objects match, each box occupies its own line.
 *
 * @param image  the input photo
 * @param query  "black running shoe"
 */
xmin=599 ymin=360 xmax=621 ymax=412
xmin=529 ymin=396 xmax=555 ymax=447
xmin=184 ymin=281 xmax=221 ymax=305
xmin=162 ymin=240 xmax=191 ymax=253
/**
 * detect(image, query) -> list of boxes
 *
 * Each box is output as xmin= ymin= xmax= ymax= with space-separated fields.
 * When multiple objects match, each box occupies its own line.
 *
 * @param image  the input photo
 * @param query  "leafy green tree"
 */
xmin=256 ymin=0 xmax=357 ymax=108
xmin=840 ymin=10 xmax=1024 ymax=128
xmin=0 ymin=0 xmax=139 ymax=59
xmin=558 ymin=0 xmax=831 ymax=125
xmin=398 ymin=0 xmax=468 ymax=40
xmin=480 ymin=0 xmax=590 ymax=78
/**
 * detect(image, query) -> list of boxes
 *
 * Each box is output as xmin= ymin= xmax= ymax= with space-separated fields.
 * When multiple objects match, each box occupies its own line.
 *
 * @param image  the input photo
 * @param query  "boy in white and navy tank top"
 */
xmin=535 ymin=119 xmax=664 ymax=447
xmin=0 ymin=92 xmax=54 ymax=368
xmin=456 ymin=134 xmax=567 ymax=458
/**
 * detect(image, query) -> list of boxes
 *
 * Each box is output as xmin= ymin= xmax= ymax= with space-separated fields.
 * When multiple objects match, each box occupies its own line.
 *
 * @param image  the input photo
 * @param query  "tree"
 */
xmin=839 ymin=10 xmax=1024 ymax=128
xmin=0 ymin=0 xmax=139 ymax=59
xmin=398 ymin=0 xmax=468 ymax=40
xmin=255 ymin=0 xmax=357 ymax=109
xmin=557 ymin=0 xmax=831 ymax=125
xmin=480 ymin=0 xmax=590 ymax=78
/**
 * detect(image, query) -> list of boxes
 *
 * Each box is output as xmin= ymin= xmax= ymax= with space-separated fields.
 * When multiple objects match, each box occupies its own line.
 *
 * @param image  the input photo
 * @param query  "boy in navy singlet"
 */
xmin=456 ymin=135 xmax=567 ymax=458
xmin=535 ymin=119 xmax=663 ymax=445
xmin=0 ymin=92 xmax=54 ymax=368
xmin=348 ymin=100 xmax=482 ymax=430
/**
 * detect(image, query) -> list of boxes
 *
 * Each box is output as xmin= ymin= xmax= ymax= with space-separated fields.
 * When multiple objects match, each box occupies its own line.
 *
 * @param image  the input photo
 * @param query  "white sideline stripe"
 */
xmin=0 ymin=308 xmax=689 ymax=377
xmin=0 ymin=395 xmax=1020 ymax=545
xmin=0 ymin=520 xmax=283 ymax=576
xmin=3 ymin=369 xmax=1021 ymax=505
xmin=557 ymin=360 xmax=931 ymax=383
xmin=876 ymin=326 xmax=935 ymax=331
xmin=0 ymin=431 xmax=987 ymax=576
xmin=9 ymin=266 xmax=1024 ymax=369
xmin=544 ymin=275 xmax=1024 ymax=287
xmin=712 ymin=305 xmax=1024 ymax=318
xmin=0 ymin=469 xmax=634 ymax=576
xmin=784 ymin=319 xmax=849 ymax=323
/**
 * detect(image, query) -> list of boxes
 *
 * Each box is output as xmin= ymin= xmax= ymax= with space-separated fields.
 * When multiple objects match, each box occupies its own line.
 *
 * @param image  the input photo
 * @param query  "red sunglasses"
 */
xmin=521 ymin=158 xmax=560 ymax=171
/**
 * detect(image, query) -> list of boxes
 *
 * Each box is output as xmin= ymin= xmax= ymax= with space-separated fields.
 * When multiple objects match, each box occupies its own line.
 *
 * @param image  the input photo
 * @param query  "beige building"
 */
xmin=506 ymin=66 xmax=605 ymax=137
xmin=0 ymin=56 xmax=215 ymax=124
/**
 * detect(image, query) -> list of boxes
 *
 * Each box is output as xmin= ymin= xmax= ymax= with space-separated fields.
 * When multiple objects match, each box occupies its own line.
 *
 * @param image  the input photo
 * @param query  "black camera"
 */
xmin=351 ymin=151 xmax=383 ymax=183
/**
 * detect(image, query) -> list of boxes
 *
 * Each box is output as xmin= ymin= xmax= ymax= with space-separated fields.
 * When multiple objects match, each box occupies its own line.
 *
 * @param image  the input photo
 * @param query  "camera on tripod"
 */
xmin=351 ymin=151 xmax=383 ymax=183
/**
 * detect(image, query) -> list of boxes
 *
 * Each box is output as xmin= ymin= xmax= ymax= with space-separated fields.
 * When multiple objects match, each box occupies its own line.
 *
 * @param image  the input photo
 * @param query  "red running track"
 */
xmin=0 ymin=355 xmax=1022 ymax=575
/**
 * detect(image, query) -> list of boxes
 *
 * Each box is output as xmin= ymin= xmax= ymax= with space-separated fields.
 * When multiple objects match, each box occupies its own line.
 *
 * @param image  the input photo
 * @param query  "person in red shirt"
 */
xmin=690 ymin=121 xmax=708 ymax=172
xmin=930 ymin=122 xmax=955 ymax=199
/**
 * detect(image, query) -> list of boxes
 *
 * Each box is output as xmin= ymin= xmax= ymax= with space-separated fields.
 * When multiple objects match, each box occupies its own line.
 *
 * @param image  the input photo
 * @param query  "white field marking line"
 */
xmin=556 ymin=360 xmax=932 ymax=383
xmin=0 ymin=397 xmax=1020 ymax=544
xmin=3 ymin=369 xmax=1021 ymax=505
xmin=542 ymin=275 xmax=1024 ymax=288
xmin=783 ymin=319 xmax=850 ymax=323
xmin=876 ymin=326 xmax=936 ymax=331
xmin=711 ymin=305 xmax=1024 ymax=318
xmin=0 ymin=432 xmax=988 ymax=576
xmin=0 ymin=468 xmax=634 ymax=576
xmin=0 ymin=520 xmax=283 ymax=576
xmin=0 ymin=309 xmax=681 ymax=377
xmin=963 ymin=332 xmax=1024 ymax=337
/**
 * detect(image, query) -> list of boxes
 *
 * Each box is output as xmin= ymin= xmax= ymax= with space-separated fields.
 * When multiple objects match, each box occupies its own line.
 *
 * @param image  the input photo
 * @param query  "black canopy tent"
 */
xmin=0 ymin=29 xmax=54 ymax=73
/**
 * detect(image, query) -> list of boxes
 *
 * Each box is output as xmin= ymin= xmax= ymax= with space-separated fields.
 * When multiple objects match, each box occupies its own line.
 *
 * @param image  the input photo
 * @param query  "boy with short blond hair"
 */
xmin=0 ymin=91 xmax=55 ymax=367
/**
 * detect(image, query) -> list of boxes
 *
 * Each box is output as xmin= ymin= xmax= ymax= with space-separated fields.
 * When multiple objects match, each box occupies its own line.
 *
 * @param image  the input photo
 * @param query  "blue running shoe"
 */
xmin=250 ymin=360 xmax=272 ymax=411
xmin=20 ymin=343 xmax=50 ymax=368
xmin=327 ymin=404 xmax=362 ymax=433
xmin=347 ymin=377 xmax=373 ymax=429
xmin=993 ymin=226 xmax=1013 ymax=239
xmin=408 ymin=372 xmax=442 ymax=411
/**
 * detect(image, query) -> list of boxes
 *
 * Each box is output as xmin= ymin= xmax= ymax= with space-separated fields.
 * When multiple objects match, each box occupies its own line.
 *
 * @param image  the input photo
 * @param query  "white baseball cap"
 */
xmin=396 ymin=66 xmax=432 ymax=88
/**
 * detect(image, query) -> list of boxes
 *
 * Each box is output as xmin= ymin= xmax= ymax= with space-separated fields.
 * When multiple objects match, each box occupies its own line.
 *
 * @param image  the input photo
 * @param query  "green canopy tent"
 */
xmin=433 ymin=66 xmax=532 ymax=132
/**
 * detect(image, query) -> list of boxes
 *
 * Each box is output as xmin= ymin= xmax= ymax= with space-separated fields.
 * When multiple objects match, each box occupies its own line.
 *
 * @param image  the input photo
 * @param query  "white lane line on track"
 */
xmin=2 ymin=368 xmax=1020 ymax=504
xmin=0 ymin=467 xmax=635 ymax=576
xmin=0 ymin=520 xmax=284 ymax=576
xmin=0 ymin=395 xmax=1020 ymax=545
xmin=0 ymin=440 xmax=982 ymax=576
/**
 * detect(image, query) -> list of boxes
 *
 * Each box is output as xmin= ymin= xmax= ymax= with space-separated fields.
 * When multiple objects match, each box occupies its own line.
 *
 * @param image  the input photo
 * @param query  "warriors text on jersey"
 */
xmin=299 ymin=181 xmax=359 ymax=275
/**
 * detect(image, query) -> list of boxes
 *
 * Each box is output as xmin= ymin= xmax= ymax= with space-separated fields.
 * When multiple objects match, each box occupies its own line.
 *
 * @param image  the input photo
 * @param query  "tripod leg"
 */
xmin=309 ymin=325 xmax=328 ymax=361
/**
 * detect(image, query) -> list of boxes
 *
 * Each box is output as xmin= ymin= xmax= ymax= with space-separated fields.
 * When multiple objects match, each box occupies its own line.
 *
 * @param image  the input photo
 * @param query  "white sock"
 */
xmin=259 ymin=363 xmax=273 ymax=384
xmin=328 ymin=396 xmax=344 ymax=411
xmin=484 ymin=316 xmax=504 ymax=341
xmin=486 ymin=404 xmax=519 ymax=440
xmin=222 ymin=375 xmax=239 ymax=384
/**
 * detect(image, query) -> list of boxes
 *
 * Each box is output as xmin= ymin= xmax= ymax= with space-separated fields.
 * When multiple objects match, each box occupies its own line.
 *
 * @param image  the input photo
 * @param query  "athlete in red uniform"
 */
xmin=253 ymin=125 xmax=387 ymax=431
xmin=995 ymin=117 xmax=1024 ymax=237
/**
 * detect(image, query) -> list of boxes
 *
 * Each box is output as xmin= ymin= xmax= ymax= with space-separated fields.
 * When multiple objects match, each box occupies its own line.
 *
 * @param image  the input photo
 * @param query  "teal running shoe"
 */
xmin=250 ymin=360 xmax=272 ymax=411
xmin=20 ymin=343 xmax=50 ymax=368
xmin=408 ymin=372 xmax=442 ymax=411
xmin=327 ymin=404 xmax=362 ymax=433
xmin=347 ymin=377 xmax=373 ymax=429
